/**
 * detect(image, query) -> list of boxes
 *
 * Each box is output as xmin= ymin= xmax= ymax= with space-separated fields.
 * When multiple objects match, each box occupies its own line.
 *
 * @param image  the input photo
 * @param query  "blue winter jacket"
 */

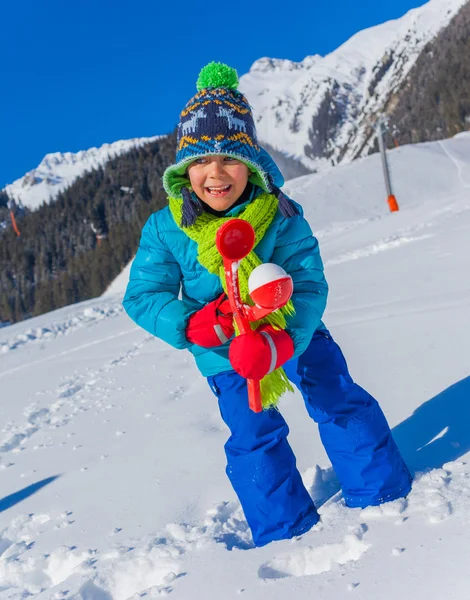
xmin=123 ymin=197 xmax=328 ymax=377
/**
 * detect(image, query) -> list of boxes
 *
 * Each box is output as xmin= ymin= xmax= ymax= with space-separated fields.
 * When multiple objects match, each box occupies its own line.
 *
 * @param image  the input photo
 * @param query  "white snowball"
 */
xmin=248 ymin=263 xmax=289 ymax=293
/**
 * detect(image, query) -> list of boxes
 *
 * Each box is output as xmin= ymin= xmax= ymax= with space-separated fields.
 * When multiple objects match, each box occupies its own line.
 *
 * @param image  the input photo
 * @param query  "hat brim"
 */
xmin=162 ymin=146 xmax=284 ymax=198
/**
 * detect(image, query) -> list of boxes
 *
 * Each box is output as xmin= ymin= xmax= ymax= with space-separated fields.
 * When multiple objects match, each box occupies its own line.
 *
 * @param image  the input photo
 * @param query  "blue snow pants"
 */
xmin=207 ymin=329 xmax=412 ymax=547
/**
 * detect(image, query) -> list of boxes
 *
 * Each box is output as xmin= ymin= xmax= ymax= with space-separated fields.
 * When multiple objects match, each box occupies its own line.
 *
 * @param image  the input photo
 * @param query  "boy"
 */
xmin=123 ymin=62 xmax=411 ymax=547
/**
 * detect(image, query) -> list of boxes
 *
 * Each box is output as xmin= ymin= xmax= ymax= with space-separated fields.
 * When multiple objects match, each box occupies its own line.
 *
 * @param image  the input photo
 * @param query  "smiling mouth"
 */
xmin=206 ymin=185 xmax=232 ymax=197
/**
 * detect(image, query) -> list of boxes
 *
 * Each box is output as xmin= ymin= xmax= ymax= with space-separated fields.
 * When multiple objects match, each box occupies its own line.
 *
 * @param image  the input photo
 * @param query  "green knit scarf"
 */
xmin=169 ymin=192 xmax=295 ymax=409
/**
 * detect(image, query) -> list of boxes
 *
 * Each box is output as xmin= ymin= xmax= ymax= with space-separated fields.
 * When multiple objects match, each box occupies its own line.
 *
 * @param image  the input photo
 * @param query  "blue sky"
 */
xmin=0 ymin=0 xmax=426 ymax=188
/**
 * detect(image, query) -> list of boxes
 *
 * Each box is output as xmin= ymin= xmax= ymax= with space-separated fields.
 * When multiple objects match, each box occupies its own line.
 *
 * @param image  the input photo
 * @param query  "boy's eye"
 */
xmin=193 ymin=158 xmax=207 ymax=164
xmin=223 ymin=156 xmax=239 ymax=163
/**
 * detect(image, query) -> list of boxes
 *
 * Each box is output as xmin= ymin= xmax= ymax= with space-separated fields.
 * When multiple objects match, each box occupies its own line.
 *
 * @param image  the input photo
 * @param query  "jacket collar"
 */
xmin=224 ymin=185 xmax=263 ymax=217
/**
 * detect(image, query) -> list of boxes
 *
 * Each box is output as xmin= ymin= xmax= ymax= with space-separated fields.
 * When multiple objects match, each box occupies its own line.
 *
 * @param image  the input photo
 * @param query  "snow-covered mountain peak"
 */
xmin=250 ymin=57 xmax=305 ymax=73
xmin=4 ymin=136 xmax=162 ymax=210
xmin=250 ymin=55 xmax=324 ymax=75
xmin=240 ymin=0 xmax=467 ymax=172
xmin=301 ymin=55 xmax=322 ymax=69
xmin=331 ymin=0 xmax=461 ymax=66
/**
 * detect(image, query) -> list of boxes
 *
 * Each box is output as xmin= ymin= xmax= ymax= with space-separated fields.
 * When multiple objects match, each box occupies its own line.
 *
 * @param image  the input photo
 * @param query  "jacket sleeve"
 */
xmin=122 ymin=212 xmax=193 ymax=350
xmin=270 ymin=208 xmax=328 ymax=357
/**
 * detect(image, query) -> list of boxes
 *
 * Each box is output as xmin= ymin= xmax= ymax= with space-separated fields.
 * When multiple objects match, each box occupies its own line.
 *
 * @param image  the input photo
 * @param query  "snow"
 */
xmin=3 ymin=137 xmax=162 ymax=210
xmin=1 ymin=132 xmax=470 ymax=598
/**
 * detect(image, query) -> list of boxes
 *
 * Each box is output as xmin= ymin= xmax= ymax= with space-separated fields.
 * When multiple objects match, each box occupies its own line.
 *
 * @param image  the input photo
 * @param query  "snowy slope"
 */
xmin=3 ymin=136 xmax=162 ymax=210
xmin=239 ymin=0 xmax=467 ymax=171
xmin=1 ymin=134 xmax=470 ymax=599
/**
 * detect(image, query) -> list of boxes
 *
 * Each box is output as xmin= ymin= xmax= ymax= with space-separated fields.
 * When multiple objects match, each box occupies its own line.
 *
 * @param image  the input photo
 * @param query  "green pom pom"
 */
xmin=196 ymin=62 xmax=239 ymax=92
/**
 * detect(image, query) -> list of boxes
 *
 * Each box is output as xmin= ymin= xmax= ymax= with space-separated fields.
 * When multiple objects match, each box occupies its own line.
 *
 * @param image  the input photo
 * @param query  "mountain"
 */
xmin=4 ymin=137 xmax=161 ymax=210
xmin=0 ymin=135 xmax=177 ymax=324
xmin=388 ymin=0 xmax=470 ymax=145
xmin=239 ymin=0 xmax=468 ymax=172
xmin=3 ymin=0 xmax=469 ymax=210
xmin=1 ymin=132 xmax=469 ymax=598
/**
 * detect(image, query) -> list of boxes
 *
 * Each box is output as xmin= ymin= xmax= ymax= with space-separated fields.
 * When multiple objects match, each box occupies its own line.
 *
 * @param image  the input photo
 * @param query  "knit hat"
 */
xmin=162 ymin=62 xmax=299 ymax=225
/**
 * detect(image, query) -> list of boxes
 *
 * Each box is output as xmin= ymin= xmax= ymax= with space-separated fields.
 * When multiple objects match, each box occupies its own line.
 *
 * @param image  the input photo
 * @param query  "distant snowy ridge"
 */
xmin=4 ymin=136 xmax=163 ymax=210
xmin=239 ymin=0 xmax=467 ymax=172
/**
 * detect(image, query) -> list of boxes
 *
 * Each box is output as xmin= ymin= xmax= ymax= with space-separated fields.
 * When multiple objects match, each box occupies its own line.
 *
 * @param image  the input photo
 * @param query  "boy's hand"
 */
xmin=229 ymin=324 xmax=294 ymax=380
xmin=186 ymin=293 xmax=234 ymax=348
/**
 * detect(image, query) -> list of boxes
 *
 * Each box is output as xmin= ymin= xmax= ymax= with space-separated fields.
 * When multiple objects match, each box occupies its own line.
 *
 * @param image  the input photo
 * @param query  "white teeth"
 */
xmin=208 ymin=185 xmax=230 ymax=192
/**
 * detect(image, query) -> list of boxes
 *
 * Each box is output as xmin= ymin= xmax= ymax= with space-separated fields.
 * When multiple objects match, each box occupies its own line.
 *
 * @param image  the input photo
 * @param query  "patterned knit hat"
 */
xmin=162 ymin=62 xmax=299 ymax=225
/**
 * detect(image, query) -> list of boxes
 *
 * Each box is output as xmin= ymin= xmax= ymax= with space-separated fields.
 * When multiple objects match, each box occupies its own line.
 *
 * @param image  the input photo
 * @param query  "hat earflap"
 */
xmin=268 ymin=176 xmax=300 ymax=218
xmin=181 ymin=187 xmax=203 ymax=227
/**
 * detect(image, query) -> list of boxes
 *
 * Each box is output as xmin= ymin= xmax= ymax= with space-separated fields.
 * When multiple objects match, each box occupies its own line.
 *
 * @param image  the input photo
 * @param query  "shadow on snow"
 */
xmin=0 ymin=475 xmax=60 ymax=513
xmin=393 ymin=376 xmax=470 ymax=473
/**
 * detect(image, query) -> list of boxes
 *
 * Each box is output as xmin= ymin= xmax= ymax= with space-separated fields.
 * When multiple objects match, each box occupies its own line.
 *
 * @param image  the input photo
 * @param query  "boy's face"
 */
xmin=187 ymin=155 xmax=250 ymax=211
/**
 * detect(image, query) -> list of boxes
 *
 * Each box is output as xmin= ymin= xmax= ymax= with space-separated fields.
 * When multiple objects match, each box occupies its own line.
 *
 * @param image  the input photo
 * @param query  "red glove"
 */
xmin=229 ymin=324 xmax=294 ymax=380
xmin=186 ymin=294 xmax=234 ymax=348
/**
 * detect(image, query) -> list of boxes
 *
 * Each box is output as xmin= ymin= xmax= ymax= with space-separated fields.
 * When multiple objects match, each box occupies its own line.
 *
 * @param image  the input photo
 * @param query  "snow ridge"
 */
xmin=4 ymin=136 xmax=162 ymax=210
xmin=240 ymin=0 xmax=466 ymax=172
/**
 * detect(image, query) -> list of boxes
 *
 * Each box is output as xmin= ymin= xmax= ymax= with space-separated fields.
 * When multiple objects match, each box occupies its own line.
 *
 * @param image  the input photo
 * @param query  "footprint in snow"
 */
xmin=203 ymin=501 xmax=254 ymax=551
xmin=258 ymin=525 xmax=370 ymax=580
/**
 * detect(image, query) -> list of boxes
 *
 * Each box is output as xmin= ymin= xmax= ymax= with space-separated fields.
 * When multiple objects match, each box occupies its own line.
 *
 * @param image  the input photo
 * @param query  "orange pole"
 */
xmin=387 ymin=195 xmax=399 ymax=212
xmin=9 ymin=211 xmax=21 ymax=236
